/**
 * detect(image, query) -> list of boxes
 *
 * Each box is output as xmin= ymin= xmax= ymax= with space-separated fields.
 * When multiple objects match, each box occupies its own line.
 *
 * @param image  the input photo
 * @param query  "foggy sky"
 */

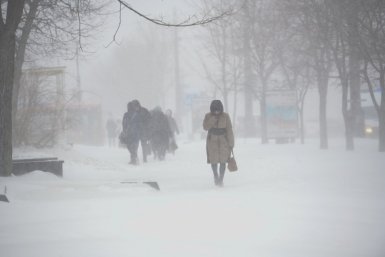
xmin=74 ymin=0 xmax=344 ymax=135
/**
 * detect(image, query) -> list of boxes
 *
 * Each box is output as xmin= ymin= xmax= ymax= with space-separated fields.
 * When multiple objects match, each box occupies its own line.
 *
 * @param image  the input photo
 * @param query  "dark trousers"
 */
xmin=127 ymin=139 xmax=139 ymax=164
xmin=140 ymin=138 xmax=149 ymax=162
xmin=211 ymin=163 xmax=226 ymax=186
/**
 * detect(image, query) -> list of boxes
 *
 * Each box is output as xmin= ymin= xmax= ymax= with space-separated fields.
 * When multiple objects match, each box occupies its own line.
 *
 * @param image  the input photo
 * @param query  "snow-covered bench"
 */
xmin=12 ymin=157 xmax=64 ymax=177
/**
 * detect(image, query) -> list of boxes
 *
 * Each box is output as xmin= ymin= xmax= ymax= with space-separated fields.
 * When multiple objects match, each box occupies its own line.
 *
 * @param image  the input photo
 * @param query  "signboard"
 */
xmin=266 ymin=90 xmax=298 ymax=138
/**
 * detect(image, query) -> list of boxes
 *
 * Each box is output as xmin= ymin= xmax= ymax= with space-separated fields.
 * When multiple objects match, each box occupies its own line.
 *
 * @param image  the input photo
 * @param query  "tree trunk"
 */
xmin=243 ymin=0 xmax=255 ymax=137
xmin=232 ymin=92 xmax=237 ymax=133
xmin=0 ymin=34 xmax=16 ymax=176
xmin=0 ymin=0 xmax=26 ymax=176
xmin=378 ymin=95 xmax=385 ymax=152
xmin=244 ymin=67 xmax=255 ymax=137
xmin=260 ymin=80 xmax=268 ymax=144
xmin=232 ymin=70 xmax=238 ymax=131
xmin=379 ymin=74 xmax=385 ymax=152
xmin=349 ymin=52 xmax=363 ymax=139
xmin=318 ymin=75 xmax=328 ymax=149
xmin=299 ymin=103 xmax=305 ymax=144
xmin=173 ymin=25 xmax=182 ymax=130
xmin=340 ymin=60 xmax=354 ymax=150
xmin=343 ymin=111 xmax=355 ymax=151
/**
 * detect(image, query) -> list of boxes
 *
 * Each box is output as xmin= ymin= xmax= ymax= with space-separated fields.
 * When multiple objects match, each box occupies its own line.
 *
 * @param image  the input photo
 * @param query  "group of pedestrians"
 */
xmin=106 ymin=99 xmax=235 ymax=187
xmin=119 ymin=100 xmax=179 ymax=165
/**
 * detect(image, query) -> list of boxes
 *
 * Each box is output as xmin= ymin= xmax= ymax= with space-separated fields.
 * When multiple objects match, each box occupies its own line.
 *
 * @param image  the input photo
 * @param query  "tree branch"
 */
xmin=363 ymin=60 xmax=380 ymax=113
xmin=76 ymin=0 xmax=83 ymax=51
xmin=0 ymin=1 xmax=4 ymax=30
xmin=105 ymin=1 xmax=122 ymax=48
xmin=5 ymin=0 xmax=25 ymax=31
xmin=116 ymin=0 xmax=232 ymax=27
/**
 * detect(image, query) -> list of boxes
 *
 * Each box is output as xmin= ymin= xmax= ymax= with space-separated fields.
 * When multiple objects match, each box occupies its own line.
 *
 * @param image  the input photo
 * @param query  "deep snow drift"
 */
xmin=1 ymin=138 xmax=384 ymax=257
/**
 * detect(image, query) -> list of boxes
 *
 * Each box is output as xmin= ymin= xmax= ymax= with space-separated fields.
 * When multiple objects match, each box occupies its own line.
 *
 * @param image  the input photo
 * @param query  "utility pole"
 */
xmin=243 ymin=0 xmax=255 ymax=137
xmin=76 ymin=45 xmax=82 ymax=102
xmin=174 ymin=11 xmax=183 ymax=129
xmin=75 ymin=0 xmax=82 ymax=102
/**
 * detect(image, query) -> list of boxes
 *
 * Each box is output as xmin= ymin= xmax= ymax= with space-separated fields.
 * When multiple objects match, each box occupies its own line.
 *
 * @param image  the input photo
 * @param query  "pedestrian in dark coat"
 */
xmin=203 ymin=100 xmax=234 ymax=187
xmin=131 ymin=100 xmax=151 ymax=162
xmin=149 ymin=107 xmax=172 ymax=160
xmin=122 ymin=101 xmax=141 ymax=164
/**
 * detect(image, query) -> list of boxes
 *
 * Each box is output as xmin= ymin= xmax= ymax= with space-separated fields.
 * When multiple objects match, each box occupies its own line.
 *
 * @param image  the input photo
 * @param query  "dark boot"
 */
xmin=129 ymin=151 xmax=138 ymax=165
xmin=129 ymin=157 xmax=138 ymax=165
xmin=218 ymin=163 xmax=226 ymax=187
xmin=211 ymin=164 xmax=219 ymax=186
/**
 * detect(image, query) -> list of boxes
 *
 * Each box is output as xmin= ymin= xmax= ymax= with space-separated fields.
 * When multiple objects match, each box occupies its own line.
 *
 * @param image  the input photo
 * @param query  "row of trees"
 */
xmin=1 ymin=0 xmax=383 ymax=176
xmin=199 ymin=0 xmax=385 ymax=151
xmin=0 ymin=0 xmax=231 ymax=176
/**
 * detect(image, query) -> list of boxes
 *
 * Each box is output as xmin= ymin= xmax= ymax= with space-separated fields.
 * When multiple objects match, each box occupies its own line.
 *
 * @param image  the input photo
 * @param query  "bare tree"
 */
xmin=284 ymin=0 xmax=333 ymax=149
xmin=241 ymin=0 xmax=255 ymax=137
xmin=116 ymin=0 xmax=232 ymax=28
xmin=357 ymin=0 xmax=385 ymax=151
xmin=327 ymin=0 xmax=356 ymax=150
xmin=277 ymin=31 xmax=313 ymax=144
xmin=13 ymin=0 xmax=104 ymax=111
xmin=245 ymin=0 xmax=286 ymax=143
xmin=0 ymin=0 xmax=233 ymax=176
xmin=12 ymin=0 xmax=104 ymax=147
xmin=198 ymin=0 xmax=243 ymax=127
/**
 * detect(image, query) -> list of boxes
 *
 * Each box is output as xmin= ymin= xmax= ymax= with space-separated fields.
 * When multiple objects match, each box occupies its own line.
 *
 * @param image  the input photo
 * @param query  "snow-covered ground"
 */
xmin=1 ymin=138 xmax=385 ymax=257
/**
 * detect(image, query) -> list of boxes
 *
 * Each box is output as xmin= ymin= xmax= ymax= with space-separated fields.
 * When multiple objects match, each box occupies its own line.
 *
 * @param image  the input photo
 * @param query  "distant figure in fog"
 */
xmin=203 ymin=100 xmax=234 ymax=187
xmin=165 ymin=109 xmax=179 ymax=154
xmin=149 ymin=107 xmax=172 ymax=161
xmin=106 ymin=114 xmax=118 ymax=147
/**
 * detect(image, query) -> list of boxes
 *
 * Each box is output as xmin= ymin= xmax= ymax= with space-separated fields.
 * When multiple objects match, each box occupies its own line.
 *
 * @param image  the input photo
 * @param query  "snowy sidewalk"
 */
xmin=1 ymin=138 xmax=384 ymax=257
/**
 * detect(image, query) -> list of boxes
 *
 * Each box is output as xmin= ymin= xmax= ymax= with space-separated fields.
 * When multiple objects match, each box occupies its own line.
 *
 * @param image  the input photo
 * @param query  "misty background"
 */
xmin=56 ymin=0 xmax=343 ymax=140
xmin=1 ymin=1 xmax=385 ymax=256
xmin=7 ymin=0 xmax=383 ymax=152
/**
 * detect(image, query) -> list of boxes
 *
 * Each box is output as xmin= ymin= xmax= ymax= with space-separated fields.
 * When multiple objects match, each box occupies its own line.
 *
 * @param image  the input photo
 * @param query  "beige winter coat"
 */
xmin=203 ymin=112 xmax=234 ymax=164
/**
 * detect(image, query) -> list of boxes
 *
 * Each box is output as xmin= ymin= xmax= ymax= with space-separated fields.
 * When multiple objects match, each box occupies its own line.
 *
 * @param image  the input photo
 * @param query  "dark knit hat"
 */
xmin=131 ymin=99 xmax=140 ymax=108
xmin=210 ymin=100 xmax=223 ymax=114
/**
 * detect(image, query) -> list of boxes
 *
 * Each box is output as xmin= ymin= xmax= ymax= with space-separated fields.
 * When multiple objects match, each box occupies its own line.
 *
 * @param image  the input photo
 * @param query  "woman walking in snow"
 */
xmin=203 ymin=100 xmax=234 ymax=187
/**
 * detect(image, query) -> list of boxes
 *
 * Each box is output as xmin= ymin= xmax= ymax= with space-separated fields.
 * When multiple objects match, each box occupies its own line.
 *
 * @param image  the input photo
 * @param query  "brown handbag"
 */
xmin=227 ymin=150 xmax=238 ymax=172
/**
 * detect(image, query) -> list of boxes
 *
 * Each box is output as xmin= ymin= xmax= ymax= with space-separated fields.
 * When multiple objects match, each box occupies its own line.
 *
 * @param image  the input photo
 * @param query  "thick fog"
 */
xmin=81 ymin=1 xmax=207 ymax=131
xmin=1 ymin=0 xmax=382 ymax=149
xmin=77 ymin=1 xmax=346 ymax=141
xmin=1 ymin=1 xmax=385 ymax=257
